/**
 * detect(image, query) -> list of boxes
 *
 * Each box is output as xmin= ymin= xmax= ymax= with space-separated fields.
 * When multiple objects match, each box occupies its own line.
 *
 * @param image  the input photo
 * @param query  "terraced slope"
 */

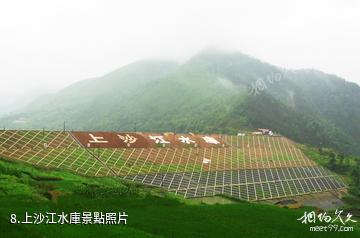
xmin=0 ymin=130 xmax=345 ymax=200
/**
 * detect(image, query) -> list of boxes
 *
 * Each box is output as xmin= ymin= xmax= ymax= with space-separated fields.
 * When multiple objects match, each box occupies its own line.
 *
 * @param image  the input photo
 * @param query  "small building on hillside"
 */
xmin=257 ymin=128 xmax=273 ymax=136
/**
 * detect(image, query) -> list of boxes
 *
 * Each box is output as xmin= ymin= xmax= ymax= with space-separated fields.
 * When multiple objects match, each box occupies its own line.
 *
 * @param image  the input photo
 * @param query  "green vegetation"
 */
xmin=2 ymin=50 xmax=360 ymax=156
xmin=301 ymin=146 xmax=360 ymax=210
xmin=1 ymin=158 xmax=359 ymax=237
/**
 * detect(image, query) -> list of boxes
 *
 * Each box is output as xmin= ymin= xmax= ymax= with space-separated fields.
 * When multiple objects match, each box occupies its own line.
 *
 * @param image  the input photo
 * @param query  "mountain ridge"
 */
xmin=1 ymin=49 xmax=359 ymax=155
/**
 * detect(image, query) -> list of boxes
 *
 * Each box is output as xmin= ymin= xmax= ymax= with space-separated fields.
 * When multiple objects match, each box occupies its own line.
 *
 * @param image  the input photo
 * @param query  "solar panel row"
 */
xmin=124 ymin=167 xmax=345 ymax=200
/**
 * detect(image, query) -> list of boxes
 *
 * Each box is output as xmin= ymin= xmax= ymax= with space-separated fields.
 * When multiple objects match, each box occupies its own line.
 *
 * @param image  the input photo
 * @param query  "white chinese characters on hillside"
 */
xmin=202 ymin=136 xmax=220 ymax=144
xmin=84 ymin=133 xmax=222 ymax=148
xmin=87 ymin=134 xmax=109 ymax=147
xmin=178 ymin=136 xmax=195 ymax=144
xmin=118 ymin=134 xmax=138 ymax=147
xmin=149 ymin=136 xmax=170 ymax=144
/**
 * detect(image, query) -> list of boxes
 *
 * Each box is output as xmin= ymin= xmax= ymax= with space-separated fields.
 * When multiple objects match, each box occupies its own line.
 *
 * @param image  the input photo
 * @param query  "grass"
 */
xmin=2 ymin=148 xmax=104 ymax=176
xmin=0 ymin=158 xmax=359 ymax=238
xmin=2 ymin=194 xmax=360 ymax=238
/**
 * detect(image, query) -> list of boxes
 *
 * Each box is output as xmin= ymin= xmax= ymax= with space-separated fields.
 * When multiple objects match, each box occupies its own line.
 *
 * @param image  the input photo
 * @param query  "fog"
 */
xmin=0 ymin=0 xmax=359 ymax=114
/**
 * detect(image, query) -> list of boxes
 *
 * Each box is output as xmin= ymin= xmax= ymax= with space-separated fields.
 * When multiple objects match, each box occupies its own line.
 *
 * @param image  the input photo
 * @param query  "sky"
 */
xmin=0 ymin=0 xmax=359 ymax=109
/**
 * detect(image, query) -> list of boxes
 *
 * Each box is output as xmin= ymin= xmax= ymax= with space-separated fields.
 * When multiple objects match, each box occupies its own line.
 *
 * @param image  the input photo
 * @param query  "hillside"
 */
xmin=0 ymin=130 xmax=346 ymax=201
xmin=1 ymin=49 xmax=360 ymax=155
xmin=1 ymin=158 xmax=359 ymax=238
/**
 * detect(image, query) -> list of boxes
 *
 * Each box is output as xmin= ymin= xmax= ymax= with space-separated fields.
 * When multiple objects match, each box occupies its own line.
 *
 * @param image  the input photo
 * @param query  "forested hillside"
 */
xmin=1 ymin=49 xmax=360 ymax=155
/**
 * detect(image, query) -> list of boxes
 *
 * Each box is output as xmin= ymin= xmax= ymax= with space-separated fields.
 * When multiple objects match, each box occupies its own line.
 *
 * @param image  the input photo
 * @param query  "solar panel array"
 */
xmin=0 ymin=130 xmax=346 ymax=201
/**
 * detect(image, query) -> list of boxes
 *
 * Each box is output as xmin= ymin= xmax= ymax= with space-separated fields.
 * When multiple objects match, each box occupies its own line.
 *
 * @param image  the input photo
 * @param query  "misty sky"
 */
xmin=0 ymin=0 xmax=359 ymax=106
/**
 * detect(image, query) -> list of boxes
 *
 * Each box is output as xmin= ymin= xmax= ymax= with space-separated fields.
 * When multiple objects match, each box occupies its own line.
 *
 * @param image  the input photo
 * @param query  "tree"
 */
xmin=338 ymin=153 xmax=345 ymax=165
xmin=351 ymin=167 xmax=360 ymax=187
xmin=327 ymin=152 xmax=337 ymax=171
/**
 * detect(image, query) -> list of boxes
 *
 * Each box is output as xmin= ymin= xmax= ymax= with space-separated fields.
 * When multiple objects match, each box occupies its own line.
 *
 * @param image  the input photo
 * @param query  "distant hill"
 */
xmin=1 ymin=49 xmax=360 ymax=155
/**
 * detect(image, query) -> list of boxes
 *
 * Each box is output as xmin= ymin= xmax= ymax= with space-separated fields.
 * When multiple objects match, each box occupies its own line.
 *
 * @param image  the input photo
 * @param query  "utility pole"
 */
xmin=134 ymin=122 xmax=137 ymax=132
xmin=63 ymin=121 xmax=66 ymax=131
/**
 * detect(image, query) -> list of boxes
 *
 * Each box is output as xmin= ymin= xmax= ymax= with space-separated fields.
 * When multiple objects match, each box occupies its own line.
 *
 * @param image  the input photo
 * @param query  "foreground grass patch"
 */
xmin=0 ymin=158 xmax=359 ymax=238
